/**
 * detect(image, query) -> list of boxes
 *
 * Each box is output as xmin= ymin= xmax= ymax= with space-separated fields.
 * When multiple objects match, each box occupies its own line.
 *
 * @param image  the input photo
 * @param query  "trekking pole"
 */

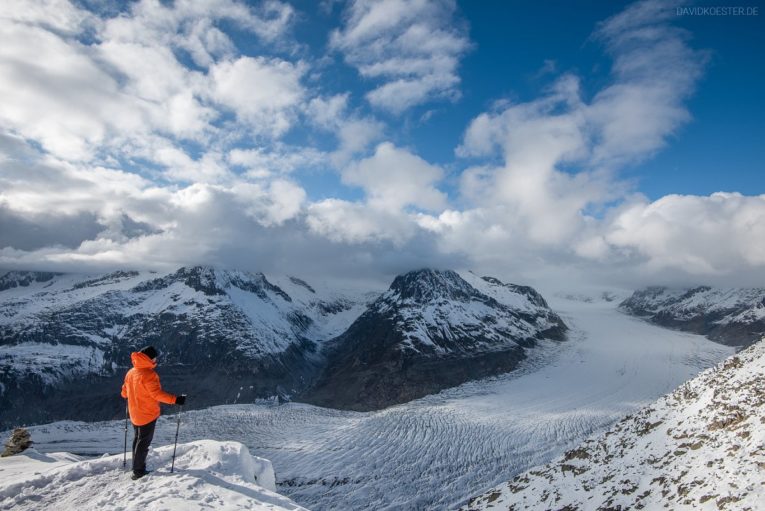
xmin=123 ymin=401 xmax=129 ymax=468
xmin=170 ymin=405 xmax=182 ymax=473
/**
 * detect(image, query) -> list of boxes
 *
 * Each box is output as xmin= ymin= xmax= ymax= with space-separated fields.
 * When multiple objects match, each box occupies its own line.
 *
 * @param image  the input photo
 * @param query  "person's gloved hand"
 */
xmin=175 ymin=394 xmax=187 ymax=406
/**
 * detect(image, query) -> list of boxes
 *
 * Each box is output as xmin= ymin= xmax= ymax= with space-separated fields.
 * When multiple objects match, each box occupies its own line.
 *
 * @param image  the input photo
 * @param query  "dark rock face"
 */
xmin=620 ymin=286 xmax=765 ymax=347
xmin=0 ymin=271 xmax=60 ymax=292
xmin=303 ymin=269 xmax=567 ymax=411
xmin=1 ymin=427 xmax=32 ymax=457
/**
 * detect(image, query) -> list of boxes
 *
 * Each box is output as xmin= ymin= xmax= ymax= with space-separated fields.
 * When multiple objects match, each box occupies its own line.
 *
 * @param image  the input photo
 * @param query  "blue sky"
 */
xmin=358 ymin=0 xmax=763 ymax=200
xmin=248 ymin=0 xmax=765 ymax=202
xmin=0 ymin=0 xmax=763 ymax=287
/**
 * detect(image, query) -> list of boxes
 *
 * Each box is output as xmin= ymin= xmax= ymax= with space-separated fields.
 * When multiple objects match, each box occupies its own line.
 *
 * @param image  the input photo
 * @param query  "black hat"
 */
xmin=140 ymin=345 xmax=158 ymax=360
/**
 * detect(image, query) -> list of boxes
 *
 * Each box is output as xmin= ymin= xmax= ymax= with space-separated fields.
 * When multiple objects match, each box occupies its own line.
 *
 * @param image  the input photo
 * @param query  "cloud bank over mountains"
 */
xmin=0 ymin=0 xmax=762 ymax=288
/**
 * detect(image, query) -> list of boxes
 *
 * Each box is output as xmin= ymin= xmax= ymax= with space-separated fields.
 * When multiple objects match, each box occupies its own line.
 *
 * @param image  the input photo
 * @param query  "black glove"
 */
xmin=175 ymin=394 xmax=187 ymax=406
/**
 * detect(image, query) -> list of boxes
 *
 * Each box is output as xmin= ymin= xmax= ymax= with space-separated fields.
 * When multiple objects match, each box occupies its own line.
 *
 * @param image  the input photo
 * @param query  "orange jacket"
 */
xmin=121 ymin=352 xmax=177 ymax=426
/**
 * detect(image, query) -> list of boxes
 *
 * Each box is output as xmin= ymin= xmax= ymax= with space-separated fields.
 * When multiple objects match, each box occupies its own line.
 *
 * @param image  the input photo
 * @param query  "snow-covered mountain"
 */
xmin=463 ymin=337 xmax=765 ymax=511
xmin=0 ymin=267 xmax=562 ymax=428
xmin=0 ymin=440 xmax=306 ymax=510
xmin=0 ymin=267 xmax=374 ymax=428
xmin=621 ymin=286 xmax=765 ymax=346
xmin=304 ymin=269 xmax=567 ymax=410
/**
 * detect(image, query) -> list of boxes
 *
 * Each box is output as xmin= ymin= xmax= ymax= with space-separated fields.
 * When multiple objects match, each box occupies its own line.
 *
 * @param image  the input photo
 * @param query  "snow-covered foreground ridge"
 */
xmin=464 ymin=337 xmax=765 ymax=511
xmin=0 ymin=440 xmax=306 ymax=511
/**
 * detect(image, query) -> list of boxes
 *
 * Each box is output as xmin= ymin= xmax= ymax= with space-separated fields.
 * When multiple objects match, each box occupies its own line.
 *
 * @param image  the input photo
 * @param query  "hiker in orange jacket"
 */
xmin=121 ymin=346 xmax=186 ymax=480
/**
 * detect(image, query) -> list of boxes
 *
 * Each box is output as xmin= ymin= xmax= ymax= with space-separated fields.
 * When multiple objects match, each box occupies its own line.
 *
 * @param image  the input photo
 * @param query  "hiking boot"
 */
xmin=131 ymin=470 xmax=151 ymax=480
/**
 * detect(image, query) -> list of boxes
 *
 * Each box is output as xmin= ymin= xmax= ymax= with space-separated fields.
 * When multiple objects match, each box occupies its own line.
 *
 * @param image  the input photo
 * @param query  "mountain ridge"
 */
xmin=620 ymin=286 xmax=765 ymax=346
xmin=0 ymin=266 xmax=562 ymax=427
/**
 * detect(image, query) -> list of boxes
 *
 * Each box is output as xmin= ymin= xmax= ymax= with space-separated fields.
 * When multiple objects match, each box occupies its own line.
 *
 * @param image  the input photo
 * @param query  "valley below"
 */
xmin=20 ymin=294 xmax=734 ymax=510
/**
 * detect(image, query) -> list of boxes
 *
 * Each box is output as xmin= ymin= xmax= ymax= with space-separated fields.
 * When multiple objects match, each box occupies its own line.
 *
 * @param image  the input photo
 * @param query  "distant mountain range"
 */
xmin=0 ymin=267 xmax=566 ymax=428
xmin=6 ymin=269 xmax=761 ymax=430
xmin=620 ymin=286 xmax=765 ymax=346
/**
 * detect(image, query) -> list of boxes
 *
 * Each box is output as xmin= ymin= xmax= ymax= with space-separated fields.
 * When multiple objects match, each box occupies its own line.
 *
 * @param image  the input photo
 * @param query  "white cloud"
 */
xmin=0 ymin=135 xmax=310 ymax=270
xmin=232 ymin=180 xmax=307 ymax=226
xmin=0 ymin=0 xmax=762 ymax=289
xmin=306 ymin=94 xmax=384 ymax=165
xmin=299 ymin=141 xmax=449 ymax=249
xmin=0 ymin=0 xmax=300 ymax=164
xmin=428 ymin=0 xmax=764 ymax=285
xmin=595 ymin=193 xmax=765 ymax=273
xmin=0 ymin=0 xmax=97 ymax=34
xmin=331 ymin=0 xmax=470 ymax=113
xmin=228 ymin=146 xmax=327 ymax=178
xmin=154 ymin=147 xmax=231 ymax=183
xmin=210 ymin=56 xmax=306 ymax=136
xmin=306 ymin=199 xmax=416 ymax=244
xmin=0 ymin=20 xmax=138 ymax=160
xmin=588 ymin=0 xmax=707 ymax=168
xmin=457 ymin=75 xmax=616 ymax=246
xmin=453 ymin=0 xmax=708 ymax=253
xmin=342 ymin=142 xmax=447 ymax=211
xmin=101 ymin=0 xmax=294 ymax=66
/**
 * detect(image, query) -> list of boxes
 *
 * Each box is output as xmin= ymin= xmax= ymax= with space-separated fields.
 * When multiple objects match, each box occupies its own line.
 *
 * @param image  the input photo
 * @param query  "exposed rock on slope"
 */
xmin=621 ymin=286 xmax=765 ymax=346
xmin=304 ymin=269 xmax=567 ymax=410
xmin=463 ymin=337 xmax=765 ymax=511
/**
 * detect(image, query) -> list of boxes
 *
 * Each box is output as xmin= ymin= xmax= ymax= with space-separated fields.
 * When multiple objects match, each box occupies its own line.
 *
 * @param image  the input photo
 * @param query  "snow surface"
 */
xmin=0 ymin=343 xmax=104 ymax=389
xmin=0 ymin=440 xmax=306 ymax=511
xmin=461 ymin=272 xmax=545 ymax=313
xmin=17 ymin=296 xmax=734 ymax=510
xmin=463 ymin=338 xmax=765 ymax=511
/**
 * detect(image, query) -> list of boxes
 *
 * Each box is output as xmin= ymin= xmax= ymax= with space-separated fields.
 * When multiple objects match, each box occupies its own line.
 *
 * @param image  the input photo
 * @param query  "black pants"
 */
xmin=132 ymin=419 xmax=156 ymax=473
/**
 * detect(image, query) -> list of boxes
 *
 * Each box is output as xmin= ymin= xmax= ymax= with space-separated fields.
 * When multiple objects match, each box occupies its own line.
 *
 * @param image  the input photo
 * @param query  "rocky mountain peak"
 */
xmin=0 ymin=271 xmax=60 ymax=292
xmin=174 ymin=265 xmax=227 ymax=296
xmin=130 ymin=266 xmax=292 ymax=302
xmin=387 ymin=269 xmax=478 ymax=303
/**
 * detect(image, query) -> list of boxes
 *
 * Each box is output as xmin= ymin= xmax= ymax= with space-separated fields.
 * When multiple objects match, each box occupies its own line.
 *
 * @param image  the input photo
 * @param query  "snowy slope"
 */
xmin=462 ymin=337 xmax=765 ymax=511
xmin=0 ymin=440 xmax=306 ymax=511
xmin=621 ymin=286 xmax=765 ymax=346
xmin=19 ymin=295 xmax=734 ymax=510
xmin=0 ymin=267 xmax=368 ymax=364
xmin=0 ymin=266 xmax=370 ymax=355
xmin=0 ymin=267 xmax=376 ymax=427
